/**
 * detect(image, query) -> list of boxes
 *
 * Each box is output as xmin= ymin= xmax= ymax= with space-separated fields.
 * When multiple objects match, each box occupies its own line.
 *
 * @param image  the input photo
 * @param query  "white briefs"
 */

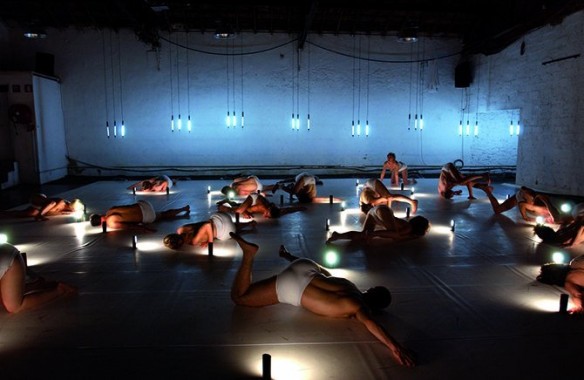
xmin=276 ymin=258 xmax=320 ymax=306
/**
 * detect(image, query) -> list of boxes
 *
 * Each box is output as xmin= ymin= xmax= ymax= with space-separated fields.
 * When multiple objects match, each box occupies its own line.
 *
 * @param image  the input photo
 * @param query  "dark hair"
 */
xmin=221 ymin=186 xmax=233 ymax=195
xmin=443 ymin=189 xmax=454 ymax=199
xmin=268 ymin=203 xmax=281 ymax=218
xmin=297 ymin=192 xmax=313 ymax=204
xmin=537 ymin=263 xmax=570 ymax=286
xmin=534 ymin=225 xmax=560 ymax=244
xmin=360 ymin=202 xmax=373 ymax=214
xmin=387 ymin=152 xmax=396 ymax=159
xmin=89 ymin=214 xmax=102 ymax=227
xmin=362 ymin=286 xmax=392 ymax=311
xmin=409 ymin=216 xmax=430 ymax=236
xmin=142 ymin=181 xmax=153 ymax=190
xmin=163 ymin=233 xmax=185 ymax=249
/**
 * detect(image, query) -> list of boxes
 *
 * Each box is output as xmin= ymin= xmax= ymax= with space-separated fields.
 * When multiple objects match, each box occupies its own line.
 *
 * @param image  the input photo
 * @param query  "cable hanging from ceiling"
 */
xmin=176 ymin=32 xmax=182 ymax=132
xmin=101 ymin=30 xmax=110 ymax=138
xmin=117 ymin=32 xmax=126 ymax=137
xmin=351 ymin=35 xmax=357 ymax=137
xmin=474 ymin=56 xmax=480 ymax=137
xmin=169 ymin=31 xmax=175 ymax=132
xmin=240 ymin=33 xmax=245 ymax=128
xmin=291 ymin=44 xmax=300 ymax=131
xmin=109 ymin=30 xmax=120 ymax=138
xmin=306 ymin=42 xmax=311 ymax=131
xmin=186 ymin=31 xmax=192 ymax=132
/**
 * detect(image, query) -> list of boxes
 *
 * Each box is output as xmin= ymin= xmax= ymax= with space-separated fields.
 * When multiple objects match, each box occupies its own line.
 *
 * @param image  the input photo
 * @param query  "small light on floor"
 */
xmin=340 ymin=201 xmax=346 ymax=211
xmin=329 ymin=195 xmax=333 ymax=204
xmin=326 ymin=218 xmax=330 ymax=231
xmin=560 ymin=293 xmax=569 ymax=313
xmin=132 ymin=235 xmax=138 ymax=249
xmin=411 ymin=187 xmax=415 ymax=195
xmin=262 ymin=353 xmax=271 ymax=380
xmin=0 ymin=233 xmax=8 ymax=244
xmin=552 ymin=251 xmax=566 ymax=264
xmin=535 ymin=216 xmax=545 ymax=225
xmin=207 ymin=185 xmax=211 ymax=194
xmin=406 ymin=207 xmax=411 ymax=219
xmin=208 ymin=242 xmax=213 ymax=256
xmin=401 ymin=183 xmax=404 ymax=191
xmin=450 ymin=219 xmax=456 ymax=232
xmin=560 ymin=203 xmax=571 ymax=213
xmin=102 ymin=221 xmax=107 ymax=233
xmin=324 ymin=249 xmax=339 ymax=267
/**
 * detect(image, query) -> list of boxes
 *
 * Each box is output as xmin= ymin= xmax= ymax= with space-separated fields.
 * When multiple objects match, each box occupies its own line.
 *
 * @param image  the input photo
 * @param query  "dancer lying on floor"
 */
xmin=537 ymin=254 xmax=584 ymax=315
xmin=163 ymin=211 xmax=256 ymax=249
xmin=0 ymin=193 xmax=83 ymax=222
xmin=276 ymin=172 xmax=319 ymax=203
xmin=221 ymin=175 xmax=279 ymax=197
xmin=90 ymin=201 xmax=190 ymax=231
xmin=327 ymin=204 xmax=430 ymax=244
xmin=229 ymin=232 xmax=415 ymax=367
xmin=127 ymin=175 xmax=174 ymax=192
xmin=217 ymin=193 xmax=306 ymax=219
xmin=0 ymin=243 xmax=76 ymax=313
xmin=534 ymin=203 xmax=584 ymax=246
xmin=360 ymin=178 xmax=418 ymax=214
xmin=476 ymin=184 xmax=572 ymax=224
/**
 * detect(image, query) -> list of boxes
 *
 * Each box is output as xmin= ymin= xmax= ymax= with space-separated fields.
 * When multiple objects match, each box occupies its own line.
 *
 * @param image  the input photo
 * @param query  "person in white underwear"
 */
xmin=327 ymin=205 xmax=430 ymax=244
xmin=360 ymin=178 xmax=418 ymax=214
xmin=221 ymin=175 xmax=279 ymax=197
xmin=163 ymin=212 xmax=256 ymax=249
xmin=229 ymin=232 xmax=415 ymax=367
xmin=537 ymin=254 xmax=584 ymax=315
xmin=438 ymin=162 xmax=490 ymax=200
xmin=277 ymin=172 xmax=319 ymax=203
xmin=217 ymin=193 xmax=306 ymax=219
xmin=380 ymin=152 xmax=413 ymax=186
xmin=0 ymin=243 xmax=76 ymax=313
xmin=90 ymin=200 xmax=190 ymax=231
xmin=476 ymin=184 xmax=569 ymax=224
xmin=127 ymin=175 xmax=174 ymax=192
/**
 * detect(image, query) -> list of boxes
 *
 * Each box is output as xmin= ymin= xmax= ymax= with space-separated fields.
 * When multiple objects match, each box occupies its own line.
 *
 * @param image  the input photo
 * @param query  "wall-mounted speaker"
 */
xmin=455 ymin=62 xmax=472 ymax=88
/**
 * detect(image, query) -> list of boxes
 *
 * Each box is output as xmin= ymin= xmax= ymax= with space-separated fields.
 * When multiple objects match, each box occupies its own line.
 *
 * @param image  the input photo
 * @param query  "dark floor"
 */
xmin=0 ymin=176 xmax=582 ymax=379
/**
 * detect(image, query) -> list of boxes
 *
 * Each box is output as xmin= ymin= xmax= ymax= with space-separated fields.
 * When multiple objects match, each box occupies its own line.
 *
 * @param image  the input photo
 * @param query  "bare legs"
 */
xmin=230 ymin=233 xmax=278 ymax=307
xmin=1 ymin=255 xmax=76 ymax=313
xmin=156 ymin=205 xmax=190 ymax=220
xmin=475 ymin=185 xmax=518 ymax=214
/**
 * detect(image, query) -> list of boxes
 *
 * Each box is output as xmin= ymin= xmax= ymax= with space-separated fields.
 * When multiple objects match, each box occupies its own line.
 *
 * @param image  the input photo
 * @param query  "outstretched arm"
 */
xmin=354 ymin=307 xmax=415 ymax=367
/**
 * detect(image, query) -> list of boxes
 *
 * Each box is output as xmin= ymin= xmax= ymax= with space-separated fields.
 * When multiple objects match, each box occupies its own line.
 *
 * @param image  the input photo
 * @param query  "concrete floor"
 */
xmin=0 ymin=177 xmax=582 ymax=379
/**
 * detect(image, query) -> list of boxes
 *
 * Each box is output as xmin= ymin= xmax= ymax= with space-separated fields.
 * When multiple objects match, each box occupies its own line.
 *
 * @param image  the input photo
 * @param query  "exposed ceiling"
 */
xmin=2 ymin=0 xmax=584 ymax=55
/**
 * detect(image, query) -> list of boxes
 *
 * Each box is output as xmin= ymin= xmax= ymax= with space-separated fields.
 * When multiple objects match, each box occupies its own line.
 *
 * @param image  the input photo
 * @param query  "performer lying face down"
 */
xmin=217 ymin=193 xmax=306 ymax=219
xmin=228 ymin=232 xmax=415 ymax=367
xmin=90 ymin=201 xmax=190 ymax=231
xmin=537 ymin=255 xmax=584 ymax=315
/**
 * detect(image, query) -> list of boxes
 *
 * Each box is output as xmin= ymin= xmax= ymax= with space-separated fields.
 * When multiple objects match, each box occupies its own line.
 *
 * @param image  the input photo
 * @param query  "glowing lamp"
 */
xmin=406 ymin=207 xmax=411 ymax=219
xmin=410 ymin=187 xmax=415 ymax=195
xmin=560 ymin=203 xmax=571 ymax=213
xmin=132 ymin=235 xmax=138 ymax=249
xmin=340 ymin=201 xmax=346 ymax=211
xmin=535 ymin=216 xmax=545 ymax=225
xmin=207 ymin=185 xmax=211 ymax=194
xmin=325 ymin=250 xmax=339 ymax=267
xmin=326 ymin=218 xmax=330 ymax=231
xmin=552 ymin=251 xmax=566 ymax=264
xmin=450 ymin=219 xmax=456 ymax=232
xmin=227 ymin=190 xmax=236 ymax=200
xmin=0 ymin=233 xmax=8 ymax=244
xmin=560 ymin=293 xmax=569 ymax=313
xmin=208 ymin=242 xmax=214 ymax=256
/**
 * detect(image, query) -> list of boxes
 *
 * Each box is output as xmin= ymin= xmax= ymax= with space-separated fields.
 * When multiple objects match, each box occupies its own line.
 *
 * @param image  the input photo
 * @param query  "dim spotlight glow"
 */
xmin=552 ymin=251 xmax=566 ymax=264
xmin=535 ymin=216 xmax=545 ymax=225
xmin=136 ymin=241 xmax=163 ymax=251
xmin=324 ymin=250 xmax=339 ymax=267
xmin=253 ymin=356 xmax=307 ymax=380
xmin=429 ymin=225 xmax=455 ymax=236
xmin=560 ymin=203 xmax=571 ymax=213
xmin=73 ymin=223 xmax=87 ymax=239
xmin=532 ymin=298 xmax=570 ymax=313
xmin=0 ymin=233 xmax=8 ymax=244
xmin=197 ymin=245 xmax=235 ymax=257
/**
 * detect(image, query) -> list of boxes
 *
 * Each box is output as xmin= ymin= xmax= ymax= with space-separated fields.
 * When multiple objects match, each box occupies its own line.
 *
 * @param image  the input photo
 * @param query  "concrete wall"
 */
xmin=3 ymin=12 xmax=582 ymax=196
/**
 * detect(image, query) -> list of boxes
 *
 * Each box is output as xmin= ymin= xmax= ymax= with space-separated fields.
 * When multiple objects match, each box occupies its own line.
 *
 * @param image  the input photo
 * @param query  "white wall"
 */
xmin=485 ymin=11 xmax=584 ymax=196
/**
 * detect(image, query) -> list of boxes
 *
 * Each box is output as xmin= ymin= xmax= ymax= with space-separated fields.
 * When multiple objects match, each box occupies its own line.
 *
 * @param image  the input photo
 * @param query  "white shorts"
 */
xmin=138 ymin=200 xmax=156 ymax=223
xmin=210 ymin=212 xmax=236 ymax=240
xmin=0 ymin=243 xmax=19 ymax=278
xmin=276 ymin=258 xmax=320 ymax=306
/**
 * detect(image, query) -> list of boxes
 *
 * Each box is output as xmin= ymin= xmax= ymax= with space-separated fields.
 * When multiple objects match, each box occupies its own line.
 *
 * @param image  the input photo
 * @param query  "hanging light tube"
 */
xmin=474 ymin=120 xmax=479 ymax=136
xmin=231 ymin=111 xmax=237 ymax=127
xmin=113 ymin=120 xmax=117 ymax=138
xmin=307 ymin=114 xmax=311 ymax=131
xmin=241 ymin=111 xmax=244 ymax=128
xmin=408 ymin=113 xmax=411 ymax=130
xmin=516 ymin=120 xmax=520 ymax=135
xmin=121 ymin=120 xmax=125 ymax=137
xmin=419 ymin=114 xmax=424 ymax=130
xmin=509 ymin=120 xmax=514 ymax=136
xmin=291 ymin=113 xmax=295 ymax=130
xmin=226 ymin=111 xmax=231 ymax=128
xmin=458 ymin=120 xmax=462 ymax=136
xmin=177 ymin=114 xmax=182 ymax=131
xmin=106 ymin=121 xmax=110 ymax=138
xmin=170 ymin=115 xmax=175 ymax=132
xmin=465 ymin=120 xmax=470 ymax=136
xmin=365 ymin=120 xmax=369 ymax=137
xmin=351 ymin=120 xmax=355 ymax=137
xmin=187 ymin=115 xmax=192 ymax=132
xmin=296 ymin=113 xmax=300 ymax=130
xmin=414 ymin=114 xmax=418 ymax=130
xmin=357 ymin=120 xmax=361 ymax=136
